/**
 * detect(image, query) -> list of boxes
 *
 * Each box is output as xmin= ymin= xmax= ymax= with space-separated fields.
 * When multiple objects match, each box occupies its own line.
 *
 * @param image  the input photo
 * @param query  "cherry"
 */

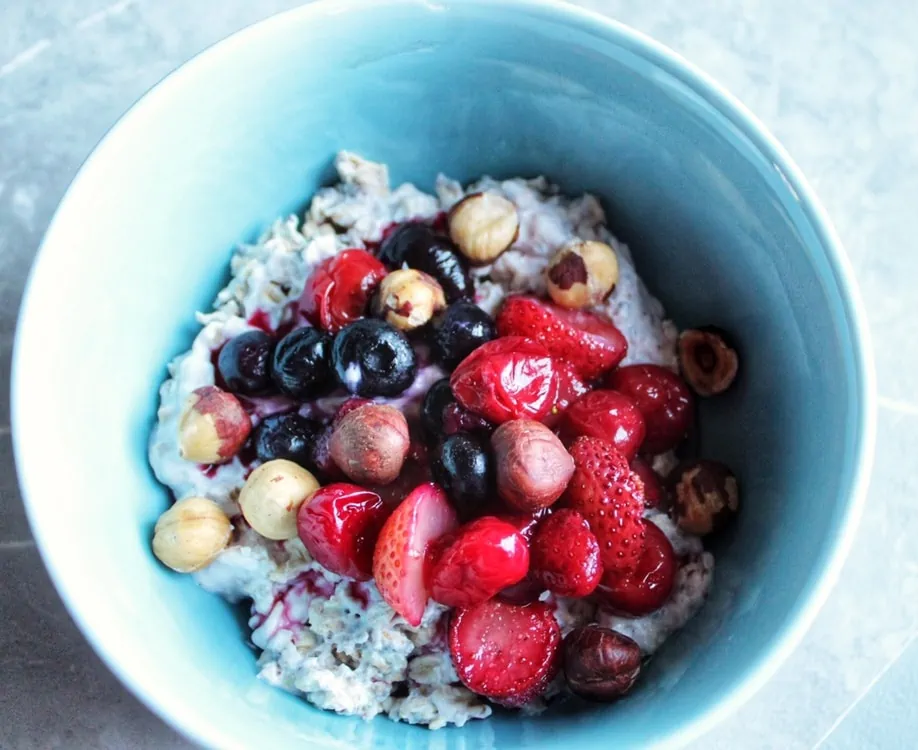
xmin=560 ymin=389 xmax=646 ymax=460
xmin=595 ymin=521 xmax=675 ymax=616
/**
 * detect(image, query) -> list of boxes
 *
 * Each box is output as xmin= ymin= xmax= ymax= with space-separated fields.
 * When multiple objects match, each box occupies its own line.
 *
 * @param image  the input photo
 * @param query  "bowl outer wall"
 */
xmin=11 ymin=1 xmax=876 ymax=749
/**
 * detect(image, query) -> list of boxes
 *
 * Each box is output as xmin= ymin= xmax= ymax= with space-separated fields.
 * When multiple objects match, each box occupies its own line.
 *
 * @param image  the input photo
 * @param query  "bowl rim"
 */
xmin=12 ymin=0 xmax=877 ymax=747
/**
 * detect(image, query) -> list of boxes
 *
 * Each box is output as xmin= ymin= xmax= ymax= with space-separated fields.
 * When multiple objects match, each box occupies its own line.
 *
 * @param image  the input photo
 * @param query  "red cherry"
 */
xmin=630 ymin=456 xmax=663 ymax=509
xmin=595 ymin=521 xmax=676 ymax=616
xmin=560 ymin=389 xmax=646 ymax=460
xmin=542 ymin=362 xmax=591 ymax=428
xmin=606 ymin=365 xmax=694 ymax=454
xmin=299 ymin=249 xmax=387 ymax=333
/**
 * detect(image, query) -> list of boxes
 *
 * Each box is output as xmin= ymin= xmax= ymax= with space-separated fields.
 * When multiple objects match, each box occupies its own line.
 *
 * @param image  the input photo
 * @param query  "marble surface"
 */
xmin=1 ymin=0 xmax=915 ymax=747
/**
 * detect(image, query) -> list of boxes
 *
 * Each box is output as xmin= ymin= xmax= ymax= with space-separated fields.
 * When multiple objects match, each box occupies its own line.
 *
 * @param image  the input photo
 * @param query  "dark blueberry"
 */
xmin=217 ymin=330 xmax=275 ymax=395
xmin=378 ymin=222 xmax=472 ymax=302
xmin=429 ymin=300 xmax=497 ymax=370
xmin=271 ymin=327 xmax=334 ymax=400
xmin=377 ymin=222 xmax=434 ymax=268
xmin=332 ymin=319 xmax=417 ymax=397
xmin=431 ymin=432 xmax=494 ymax=518
xmin=420 ymin=378 xmax=455 ymax=438
xmin=253 ymin=413 xmax=323 ymax=469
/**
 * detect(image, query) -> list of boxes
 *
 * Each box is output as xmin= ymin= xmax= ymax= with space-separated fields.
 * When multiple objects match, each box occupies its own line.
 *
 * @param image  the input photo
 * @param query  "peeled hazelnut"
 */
xmin=372 ymin=269 xmax=446 ymax=331
xmin=670 ymin=459 xmax=739 ymax=536
xmin=492 ymin=419 xmax=574 ymax=511
xmin=152 ymin=497 xmax=232 ymax=573
xmin=178 ymin=386 xmax=252 ymax=464
xmin=329 ymin=403 xmax=410 ymax=485
xmin=678 ymin=327 xmax=739 ymax=396
xmin=239 ymin=459 xmax=320 ymax=540
xmin=546 ymin=240 xmax=619 ymax=309
xmin=563 ymin=625 xmax=642 ymax=701
xmin=448 ymin=192 xmax=519 ymax=265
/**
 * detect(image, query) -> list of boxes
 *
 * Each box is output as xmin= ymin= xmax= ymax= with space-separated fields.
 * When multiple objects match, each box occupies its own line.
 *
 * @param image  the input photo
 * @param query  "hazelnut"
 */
xmin=492 ymin=419 xmax=574 ymax=511
xmin=670 ymin=459 xmax=739 ymax=536
xmin=239 ymin=459 xmax=320 ymax=540
xmin=448 ymin=192 xmax=519 ymax=265
xmin=546 ymin=240 xmax=619 ymax=309
xmin=178 ymin=386 xmax=252 ymax=464
xmin=152 ymin=497 xmax=232 ymax=573
xmin=678 ymin=327 xmax=739 ymax=396
xmin=372 ymin=269 xmax=446 ymax=331
xmin=329 ymin=403 xmax=410 ymax=485
xmin=563 ymin=625 xmax=642 ymax=701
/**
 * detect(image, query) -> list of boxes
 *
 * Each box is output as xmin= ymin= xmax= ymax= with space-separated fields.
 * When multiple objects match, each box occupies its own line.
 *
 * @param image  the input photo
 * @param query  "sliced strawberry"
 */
xmin=299 ymin=249 xmax=387 ymax=333
xmin=450 ymin=336 xmax=560 ymax=423
xmin=564 ymin=437 xmax=646 ymax=572
xmin=449 ymin=599 xmax=561 ymax=706
xmin=630 ymin=456 xmax=664 ymax=509
xmin=560 ymin=389 xmax=646 ymax=460
xmin=542 ymin=362 xmax=591 ymax=428
xmin=596 ymin=520 xmax=676 ymax=615
xmin=530 ymin=509 xmax=601 ymax=598
xmin=429 ymin=517 xmax=529 ymax=608
xmin=372 ymin=483 xmax=459 ymax=626
xmin=496 ymin=295 xmax=627 ymax=380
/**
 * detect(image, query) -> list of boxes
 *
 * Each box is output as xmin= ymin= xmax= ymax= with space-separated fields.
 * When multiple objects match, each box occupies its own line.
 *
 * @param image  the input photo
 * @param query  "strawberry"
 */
xmin=449 ymin=599 xmax=561 ymax=706
xmin=299 ymin=249 xmax=387 ymax=333
xmin=542 ymin=362 xmax=590 ymax=429
xmin=564 ymin=437 xmax=646 ymax=572
xmin=372 ymin=483 xmax=459 ymax=626
xmin=496 ymin=295 xmax=627 ymax=380
xmin=428 ymin=517 xmax=529 ymax=608
xmin=529 ymin=509 xmax=601 ymax=598
xmin=596 ymin=520 xmax=675 ymax=615
xmin=560 ymin=389 xmax=646 ymax=460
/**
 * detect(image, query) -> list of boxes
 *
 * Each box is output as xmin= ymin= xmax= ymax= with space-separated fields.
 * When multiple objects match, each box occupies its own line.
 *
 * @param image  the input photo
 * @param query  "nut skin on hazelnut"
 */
xmin=448 ymin=192 xmax=520 ymax=265
xmin=678 ymin=327 xmax=739 ymax=397
xmin=669 ymin=459 xmax=739 ymax=536
xmin=491 ymin=419 xmax=574 ymax=512
xmin=329 ymin=403 xmax=410 ymax=486
xmin=239 ymin=459 xmax=320 ymax=540
xmin=546 ymin=240 xmax=619 ymax=309
xmin=178 ymin=385 xmax=252 ymax=464
xmin=563 ymin=625 xmax=642 ymax=701
xmin=152 ymin=497 xmax=232 ymax=573
xmin=371 ymin=269 xmax=447 ymax=331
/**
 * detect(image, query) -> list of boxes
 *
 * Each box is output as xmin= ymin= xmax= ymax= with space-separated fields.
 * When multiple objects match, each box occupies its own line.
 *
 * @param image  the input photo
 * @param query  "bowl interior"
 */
xmin=13 ymin=1 xmax=871 ymax=748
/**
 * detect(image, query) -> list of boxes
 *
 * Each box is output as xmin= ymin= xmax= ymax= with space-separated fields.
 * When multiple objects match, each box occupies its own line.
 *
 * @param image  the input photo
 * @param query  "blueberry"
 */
xmin=253 ymin=413 xmax=323 ymax=470
xmin=217 ymin=330 xmax=275 ymax=395
xmin=429 ymin=300 xmax=497 ymax=370
xmin=377 ymin=222 xmax=433 ymax=268
xmin=431 ymin=432 xmax=494 ymax=518
xmin=332 ymin=319 xmax=417 ymax=397
xmin=271 ymin=327 xmax=334 ymax=400
xmin=377 ymin=222 xmax=472 ymax=302
xmin=420 ymin=378 xmax=455 ymax=438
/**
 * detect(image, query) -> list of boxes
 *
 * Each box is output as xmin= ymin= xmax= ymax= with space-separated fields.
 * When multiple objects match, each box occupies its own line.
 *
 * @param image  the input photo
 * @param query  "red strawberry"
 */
xmin=372 ymin=483 xmax=459 ymax=626
xmin=564 ymin=437 xmax=646 ymax=572
xmin=542 ymin=362 xmax=591 ymax=429
xmin=496 ymin=295 xmax=627 ymax=380
xmin=296 ymin=483 xmax=389 ymax=580
xmin=450 ymin=336 xmax=560 ymax=423
xmin=449 ymin=599 xmax=561 ymax=706
xmin=560 ymin=389 xmax=646 ymax=460
xmin=630 ymin=456 xmax=663 ymax=509
xmin=299 ymin=249 xmax=387 ymax=333
xmin=529 ymin=509 xmax=601 ymax=598
xmin=596 ymin=520 xmax=675 ymax=615
xmin=429 ymin=517 xmax=529 ymax=608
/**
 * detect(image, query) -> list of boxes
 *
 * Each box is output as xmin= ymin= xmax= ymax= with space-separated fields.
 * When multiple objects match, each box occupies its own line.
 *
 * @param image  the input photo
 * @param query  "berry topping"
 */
xmin=428 ymin=516 xmax=529 ymax=608
xmin=332 ymin=319 xmax=418 ymax=397
xmin=449 ymin=599 xmax=561 ymax=706
xmin=329 ymin=403 xmax=410 ymax=486
xmin=560 ymin=389 xmax=646 ymax=460
xmin=178 ymin=386 xmax=252 ymax=464
xmin=630 ymin=456 xmax=664 ymax=509
xmin=595 ymin=520 xmax=675 ymax=616
xmin=238 ymin=459 xmax=320 ymax=541
xmin=529 ymin=509 xmax=601 ymax=598
xmin=271 ymin=327 xmax=334 ymax=401
xmin=377 ymin=222 xmax=432 ymax=268
xmin=563 ymin=626 xmax=641 ymax=701
xmin=564 ymin=437 xmax=646 ymax=572
xmin=372 ymin=483 xmax=459 ymax=626
xmin=606 ymin=365 xmax=695 ymax=454
xmin=299 ymin=249 xmax=387 ymax=333
xmin=491 ymin=419 xmax=573 ymax=512
xmin=542 ymin=362 xmax=590 ymax=429
xmin=217 ymin=330 xmax=275 ymax=395
xmin=431 ymin=432 xmax=494 ymax=518
xmin=678 ymin=327 xmax=739 ymax=397
xmin=448 ymin=192 xmax=520 ymax=265
xmin=546 ymin=240 xmax=619 ymax=310
xmin=669 ymin=459 xmax=739 ymax=535
xmin=450 ymin=336 xmax=560 ymax=423
xmin=372 ymin=269 xmax=446 ymax=331
xmin=429 ymin=300 xmax=497 ymax=371
xmin=296 ymin=483 xmax=389 ymax=581
xmin=420 ymin=378 xmax=455 ymax=438
xmin=496 ymin=295 xmax=627 ymax=380
xmin=253 ymin=413 xmax=323 ymax=470
xmin=441 ymin=402 xmax=494 ymax=436
xmin=378 ymin=222 xmax=472 ymax=302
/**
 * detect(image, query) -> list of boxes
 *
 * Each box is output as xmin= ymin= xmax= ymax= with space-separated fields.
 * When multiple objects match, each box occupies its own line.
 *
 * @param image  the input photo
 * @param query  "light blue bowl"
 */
xmin=12 ymin=0 xmax=875 ymax=747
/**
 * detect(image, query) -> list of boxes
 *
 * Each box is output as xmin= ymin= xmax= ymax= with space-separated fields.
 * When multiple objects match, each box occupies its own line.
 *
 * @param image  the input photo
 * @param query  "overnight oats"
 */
xmin=148 ymin=152 xmax=740 ymax=729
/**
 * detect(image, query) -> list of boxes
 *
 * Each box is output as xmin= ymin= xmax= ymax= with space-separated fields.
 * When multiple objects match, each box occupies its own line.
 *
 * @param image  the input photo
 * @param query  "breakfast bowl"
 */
xmin=12 ymin=0 xmax=875 ymax=748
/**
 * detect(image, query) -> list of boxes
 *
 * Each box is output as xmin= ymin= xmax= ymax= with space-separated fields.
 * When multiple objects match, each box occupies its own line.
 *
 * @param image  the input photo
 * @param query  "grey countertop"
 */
xmin=2 ymin=1 xmax=916 ymax=748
